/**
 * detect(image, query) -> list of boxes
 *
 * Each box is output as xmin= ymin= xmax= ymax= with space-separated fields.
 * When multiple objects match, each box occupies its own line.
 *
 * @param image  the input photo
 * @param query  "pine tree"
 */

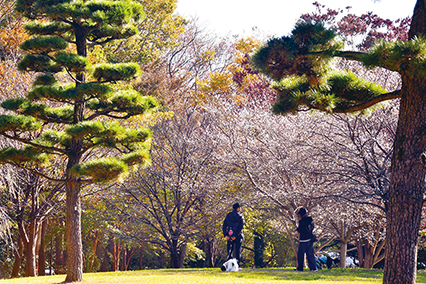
xmin=0 ymin=0 xmax=157 ymax=281
xmin=252 ymin=11 xmax=426 ymax=284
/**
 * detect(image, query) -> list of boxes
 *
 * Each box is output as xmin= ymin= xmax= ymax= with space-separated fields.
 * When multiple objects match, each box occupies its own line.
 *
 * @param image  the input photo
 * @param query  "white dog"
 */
xmin=221 ymin=258 xmax=239 ymax=272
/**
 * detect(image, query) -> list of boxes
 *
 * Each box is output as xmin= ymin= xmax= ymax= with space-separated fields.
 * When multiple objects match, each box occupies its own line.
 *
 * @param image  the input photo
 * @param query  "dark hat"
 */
xmin=233 ymin=202 xmax=241 ymax=210
xmin=297 ymin=207 xmax=307 ymax=216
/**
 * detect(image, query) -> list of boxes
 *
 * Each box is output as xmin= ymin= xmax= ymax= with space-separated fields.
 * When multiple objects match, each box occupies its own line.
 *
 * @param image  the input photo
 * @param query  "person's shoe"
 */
xmin=238 ymin=267 xmax=242 ymax=271
xmin=293 ymin=269 xmax=303 ymax=271
xmin=310 ymin=269 xmax=318 ymax=272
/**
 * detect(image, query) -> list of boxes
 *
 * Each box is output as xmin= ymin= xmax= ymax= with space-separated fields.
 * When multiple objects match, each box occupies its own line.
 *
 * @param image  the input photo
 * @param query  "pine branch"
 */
xmin=88 ymin=37 xmax=119 ymax=46
xmin=333 ymin=90 xmax=401 ymax=113
xmin=86 ymin=110 xmax=136 ymax=121
xmin=65 ymin=66 xmax=83 ymax=84
xmin=307 ymin=50 xmax=367 ymax=61
xmin=106 ymin=113 xmax=132 ymax=119
xmin=1 ymin=132 xmax=67 ymax=154
xmin=81 ymin=141 xmax=122 ymax=155
xmin=37 ymin=116 xmax=73 ymax=125
xmin=334 ymin=51 xmax=367 ymax=61
xmin=80 ymin=178 xmax=94 ymax=184
xmin=83 ymin=112 xmax=101 ymax=121
xmin=85 ymin=110 xmax=126 ymax=121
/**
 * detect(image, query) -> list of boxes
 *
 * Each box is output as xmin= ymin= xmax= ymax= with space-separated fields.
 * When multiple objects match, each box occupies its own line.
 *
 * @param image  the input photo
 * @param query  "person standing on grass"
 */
xmin=222 ymin=202 xmax=244 ymax=265
xmin=295 ymin=207 xmax=317 ymax=272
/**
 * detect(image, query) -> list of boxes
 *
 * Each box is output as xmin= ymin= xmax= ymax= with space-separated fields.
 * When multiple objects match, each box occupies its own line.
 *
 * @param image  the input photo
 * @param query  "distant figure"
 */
xmin=222 ymin=202 xmax=244 ymax=265
xmin=295 ymin=207 xmax=317 ymax=271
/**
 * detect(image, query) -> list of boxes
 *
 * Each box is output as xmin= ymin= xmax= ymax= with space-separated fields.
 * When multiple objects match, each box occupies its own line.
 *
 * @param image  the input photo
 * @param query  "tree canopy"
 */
xmin=0 ymin=0 xmax=158 ymax=281
xmin=251 ymin=21 xmax=403 ymax=115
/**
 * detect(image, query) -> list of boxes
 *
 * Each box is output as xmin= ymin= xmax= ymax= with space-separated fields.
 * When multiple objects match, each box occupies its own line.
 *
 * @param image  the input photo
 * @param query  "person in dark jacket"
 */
xmin=295 ymin=207 xmax=317 ymax=271
xmin=222 ymin=202 xmax=244 ymax=265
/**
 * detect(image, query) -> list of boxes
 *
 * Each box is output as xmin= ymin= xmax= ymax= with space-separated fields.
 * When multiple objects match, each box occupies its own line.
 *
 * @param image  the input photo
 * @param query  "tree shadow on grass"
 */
xmin=228 ymin=268 xmax=383 ymax=282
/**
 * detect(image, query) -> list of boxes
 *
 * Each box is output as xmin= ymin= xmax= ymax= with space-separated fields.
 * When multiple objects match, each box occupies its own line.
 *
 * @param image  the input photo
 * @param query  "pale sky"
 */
xmin=175 ymin=0 xmax=417 ymax=37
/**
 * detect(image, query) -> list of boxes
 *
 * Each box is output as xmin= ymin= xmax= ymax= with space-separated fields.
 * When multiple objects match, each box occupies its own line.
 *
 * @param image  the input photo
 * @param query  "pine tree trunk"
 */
xmin=65 ymin=180 xmax=83 ymax=282
xmin=64 ymin=144 xmax=84 ymax=280
xmin=382 ymin=2 xmax=426 ymax=284
xmin=383 ymin=73 xmax=426 ymax=284
xmin=64 ymin=24 xmax=86 ymax=282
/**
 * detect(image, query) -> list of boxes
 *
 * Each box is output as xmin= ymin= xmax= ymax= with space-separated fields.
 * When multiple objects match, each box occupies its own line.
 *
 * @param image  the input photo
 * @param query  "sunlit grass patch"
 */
xmin=0 ymin=267 xmax=425 ymax=284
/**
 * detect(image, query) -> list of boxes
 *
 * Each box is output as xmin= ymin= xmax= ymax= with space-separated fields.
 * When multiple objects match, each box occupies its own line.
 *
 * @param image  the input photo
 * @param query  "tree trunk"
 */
xmin=254 ymin=232 xmax=265 ymax=268
xmin=99 ymin=244 xmax=110 ymax=272
xmin=373 ymin=240 xmax=385 ymax=267
xmin=64 ymin=181 xmax=83 ymax=282
xmin=112 ymin=238 xmax=123 ymax=272
xmin=356 ymin=239 xmax=364 ymax=268
xmin=38 ymin=220 xmax=47 ymax=276
xmin=383 ymin=74 xmax=426 ymax=284
xmin=283 ymin=221 xmax=298 ymax=267
xmin=178 ymin=243 xmax=186 ymax=268
xmin=55 ymin=232 xmax=64 ymax=268
xmin=382 ymin=2 xmax=426 ymax=284
xmin=203 ymin=239 xmax=213 ymax=268
xmin=88 ymin=230 xmax=99 ymax=272
xmin=24 ymin=220 xmax=39 ymax=277
xmin=356 ymin=238 xmax=384 ymax=269
xmin=63 ymin=22 xmax=87 ymax=283
xmin=11 ymin=234 xmax=24 ymax=278
xmin=340 ymin=240 xmax=347 ymax=268
xmin=122 ymin=247 xmax=137 ymax=271
xmin=364 ymin=239 xmax=374 ymax=269
xmin=121 ymin=249 xmax=127 ymax=271
xmin=139 ymin=243 xmax=143 ymax=270
xmin=170 ymin=239 xmax=181 ymax=268
xmin=49 ymin=237 xmax=53 ymax=275
xmin=159 ymin=250 xmax=166 ymax=268
xmin=24 ymin=236 xmax=37 ymax=277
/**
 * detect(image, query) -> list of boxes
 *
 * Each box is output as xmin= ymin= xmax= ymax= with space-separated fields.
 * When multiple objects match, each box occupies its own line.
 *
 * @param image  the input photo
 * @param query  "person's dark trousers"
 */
xmin=296 ymin=241 xmax=316 ymax=271
xmin=227 ymin=237 xmax=242 ymax=264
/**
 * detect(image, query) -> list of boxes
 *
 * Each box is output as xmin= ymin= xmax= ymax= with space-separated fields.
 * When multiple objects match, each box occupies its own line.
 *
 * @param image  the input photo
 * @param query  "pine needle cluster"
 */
xmin=0 ymin=0 xmax=158 ymax=183
xmin=251 ymin=20 xmax=420 ymax=114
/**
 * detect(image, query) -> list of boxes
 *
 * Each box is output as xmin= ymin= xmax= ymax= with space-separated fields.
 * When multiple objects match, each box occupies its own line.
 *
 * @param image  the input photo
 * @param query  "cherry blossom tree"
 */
xmin=305 ymin=105 xmax=397 ymax=267
xmin=207 ymin=85 xmax=398 ymax=268
xmin=210 ymin=102 xmax=325 ymax=263
xmin=112 ymin=108 xmax=225 ymax=268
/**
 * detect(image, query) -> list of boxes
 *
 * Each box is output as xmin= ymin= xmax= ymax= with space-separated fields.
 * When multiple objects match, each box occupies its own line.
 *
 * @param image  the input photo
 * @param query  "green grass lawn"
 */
xmin=0 ymin=268 xmax=425 ymax=284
